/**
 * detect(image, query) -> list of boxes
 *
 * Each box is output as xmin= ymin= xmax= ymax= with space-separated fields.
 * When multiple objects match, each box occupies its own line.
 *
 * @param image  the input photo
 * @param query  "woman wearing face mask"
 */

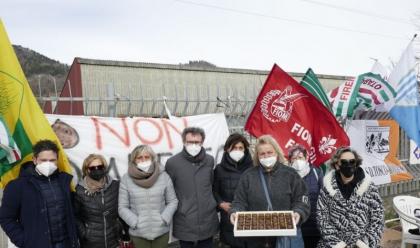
xmin=287 ymin=145 xmax=323 ymax=248
xmin=317 ymin=147 xmax=384 ymax=248
xmin=229 ymin=135 xmax=310 ymax=248
xmin=119 ymin=145 xmax=178 ymax=248
xmin=213 ymin=133 xmax=253 ymax=248
xmin=74 ymin=154 xmax=121 ymax=248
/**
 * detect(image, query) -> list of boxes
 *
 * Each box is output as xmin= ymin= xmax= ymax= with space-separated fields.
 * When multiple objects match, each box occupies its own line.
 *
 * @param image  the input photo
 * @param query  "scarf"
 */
xmin=84 ymin=175 xmax=106 ymax=196
xmin=336 ymin=167 xmax=365 ymax=200
xmin=128 ymin=162 xmax=160 ymax=188
xmin=182 ymin=147 xmax=206 ymax=164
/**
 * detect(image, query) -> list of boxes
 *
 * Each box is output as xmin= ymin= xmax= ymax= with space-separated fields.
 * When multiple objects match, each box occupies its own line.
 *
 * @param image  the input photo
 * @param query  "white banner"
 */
xmin=409 ymin=139 xmax=420 ymax=164
xmin=46 ymin=113 xmax=230 ymax=182
xmin=347 ymin=120 xmax=412 ymax=185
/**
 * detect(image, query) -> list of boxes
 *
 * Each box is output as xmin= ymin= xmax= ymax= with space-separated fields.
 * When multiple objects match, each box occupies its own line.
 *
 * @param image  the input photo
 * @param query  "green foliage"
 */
xmin=12 ymin=45 xmax=69 ymax=97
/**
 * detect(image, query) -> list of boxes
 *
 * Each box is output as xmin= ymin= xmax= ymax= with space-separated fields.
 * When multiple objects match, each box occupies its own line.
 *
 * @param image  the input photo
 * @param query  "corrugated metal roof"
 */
xmin=74 ymin=58 xmax=351 ymax=117
xmin=75 ymin=57 xmax=351 ymax=80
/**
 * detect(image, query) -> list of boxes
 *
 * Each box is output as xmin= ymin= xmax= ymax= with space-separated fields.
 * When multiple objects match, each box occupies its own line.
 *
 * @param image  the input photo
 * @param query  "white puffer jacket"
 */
xmin=118 ymin=165 xmax=178 ymax=240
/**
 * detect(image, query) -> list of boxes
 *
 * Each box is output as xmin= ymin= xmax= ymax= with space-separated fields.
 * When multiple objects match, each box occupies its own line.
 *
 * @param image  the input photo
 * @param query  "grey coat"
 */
xmin=118 ymin=164 xmax=178 ymax=240
xmin=165 ymin=149 xmax=219 ymax=242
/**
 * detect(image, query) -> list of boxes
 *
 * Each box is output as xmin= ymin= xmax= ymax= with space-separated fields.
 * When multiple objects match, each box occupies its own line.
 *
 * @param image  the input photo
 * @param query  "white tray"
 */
xmin=233 ymin=211 xmax=297 ymax=237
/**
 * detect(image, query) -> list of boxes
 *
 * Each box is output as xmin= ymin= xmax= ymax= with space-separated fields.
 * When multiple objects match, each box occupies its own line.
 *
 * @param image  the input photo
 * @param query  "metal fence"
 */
xmin=1 ymin=82 xmax=420 ymax=247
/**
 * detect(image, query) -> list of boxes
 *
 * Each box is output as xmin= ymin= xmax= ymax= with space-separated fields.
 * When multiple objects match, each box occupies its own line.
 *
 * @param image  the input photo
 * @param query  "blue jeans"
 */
xmin=277 ymin=228 xmax=304 ymax=248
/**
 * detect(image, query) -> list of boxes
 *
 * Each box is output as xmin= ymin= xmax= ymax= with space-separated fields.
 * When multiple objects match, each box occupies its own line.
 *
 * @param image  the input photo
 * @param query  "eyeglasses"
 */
xmin=339 ymin=159 xmax=356 ymax=167
xmin=185 ymin=141 xmax=202 ymax=145
xmin=88 ymin=165 xmax=105 ymax=171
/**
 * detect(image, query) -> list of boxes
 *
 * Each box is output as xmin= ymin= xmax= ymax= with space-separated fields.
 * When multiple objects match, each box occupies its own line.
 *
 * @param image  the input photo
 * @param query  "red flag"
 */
xmin=245 ymin=64 xmax=350 ymax=166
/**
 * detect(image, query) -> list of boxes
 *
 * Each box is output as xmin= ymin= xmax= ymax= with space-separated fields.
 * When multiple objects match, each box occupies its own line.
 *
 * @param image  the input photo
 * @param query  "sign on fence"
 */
xmin=347 ymin=120 xmax=412 ymax=185
xmin=46 ymin=113 xmax=230 ymax=181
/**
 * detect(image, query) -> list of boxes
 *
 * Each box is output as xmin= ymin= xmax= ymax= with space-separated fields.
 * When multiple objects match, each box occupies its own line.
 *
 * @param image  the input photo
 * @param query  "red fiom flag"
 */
xmin=245 ymin=64 xmax=350 ymax=166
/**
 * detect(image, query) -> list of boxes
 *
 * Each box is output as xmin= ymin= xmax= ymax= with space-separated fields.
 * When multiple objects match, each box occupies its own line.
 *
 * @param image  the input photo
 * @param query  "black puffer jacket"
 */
xmin=74 ymin=176 xmax=120 ymax=248
xmin=213 ymin=151 xmax=253 ymax=247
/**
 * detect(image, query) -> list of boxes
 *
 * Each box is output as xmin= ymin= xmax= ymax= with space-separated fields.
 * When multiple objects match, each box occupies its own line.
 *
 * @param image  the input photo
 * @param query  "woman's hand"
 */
xmin=293 ymin=212 xmax=301 ymax=225
xmin=230 ymin=213 xmax=237 ymax=225
xmin=219 ymin=202 xmax=231 ymax=212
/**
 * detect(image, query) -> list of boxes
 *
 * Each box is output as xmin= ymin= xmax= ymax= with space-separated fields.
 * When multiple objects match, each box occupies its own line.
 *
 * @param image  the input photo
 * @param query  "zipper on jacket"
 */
xmin=48 ymin=177 xmax=59 ymax=211
xmin=102 ymin=190 xmax=108 ymax=248
xmin=48 ymin=177 xmax=61 ymax=237
xmin=43 ymin=178 xmax=54 ymax=246
xmin=193 ymin=166 xmax=201 ymax=240
xmin=267 ymin=171 xmax=272 ymax=204
xmin=147 ymin=188 xmax=151 ymax=238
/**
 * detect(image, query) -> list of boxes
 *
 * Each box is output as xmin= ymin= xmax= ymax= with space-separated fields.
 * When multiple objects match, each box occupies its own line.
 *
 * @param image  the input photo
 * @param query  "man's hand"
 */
xmin=230 ymin=213 xmax=237 ymax=225
xmin=293 ymin=212 xmax=301 ymax=225
xmin=219 ymin=202 xmax=231 ymax=212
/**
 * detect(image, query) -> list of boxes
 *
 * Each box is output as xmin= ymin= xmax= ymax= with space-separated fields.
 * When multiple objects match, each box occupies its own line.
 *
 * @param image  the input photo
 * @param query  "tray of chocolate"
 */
xmin=234 ymin=211 xmax=296 ymax=237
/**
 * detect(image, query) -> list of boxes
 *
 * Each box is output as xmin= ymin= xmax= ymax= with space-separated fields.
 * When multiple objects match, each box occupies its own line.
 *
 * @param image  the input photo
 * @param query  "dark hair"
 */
xmin=224 ymin=133 xmax=250 ymax=152
xmin=287 ymin=144 xmax=307 ymax=162
xmin=32 ymin=139 xmax=59 ymax=158
xmin=330 ymin=146 xmax=362 ymax=169
xmin=182 ymin=127 xmax=205 ymax=142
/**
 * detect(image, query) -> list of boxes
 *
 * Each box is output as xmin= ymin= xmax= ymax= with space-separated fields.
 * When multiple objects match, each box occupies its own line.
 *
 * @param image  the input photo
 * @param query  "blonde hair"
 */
xmin=82 ymin=154 xmax=108 ymax=177
xmin=253 ymin=135 xmax=287 ymax=166
xmin=129 ymin=145 xmax=157 ymax=166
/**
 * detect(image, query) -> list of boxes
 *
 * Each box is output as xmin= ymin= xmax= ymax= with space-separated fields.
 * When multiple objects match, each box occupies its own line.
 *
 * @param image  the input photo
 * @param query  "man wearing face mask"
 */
xmin=287 ymin=145 xmax=323 ymax=248
xmin=0 ymin=139 xmax=79 ymax=248
xmin=213 ymin=133 xmax=253 ymax=248
xmin=166 ymin=127 xmax=219 ymax=248
xmin=317 ymin=147 xmax=384 ymax=248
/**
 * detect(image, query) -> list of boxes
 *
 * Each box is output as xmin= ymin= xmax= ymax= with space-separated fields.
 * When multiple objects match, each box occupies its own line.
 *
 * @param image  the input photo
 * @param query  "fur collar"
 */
xmin=323 ymin=169 xmax=372 ymax=197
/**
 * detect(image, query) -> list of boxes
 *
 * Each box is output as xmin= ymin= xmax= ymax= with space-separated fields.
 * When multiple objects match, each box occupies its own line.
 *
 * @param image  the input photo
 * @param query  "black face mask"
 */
xmin=339 ymin=164 xmax=356 ymax=178
xmin=89 ymin=169 xmax=106 ymax=181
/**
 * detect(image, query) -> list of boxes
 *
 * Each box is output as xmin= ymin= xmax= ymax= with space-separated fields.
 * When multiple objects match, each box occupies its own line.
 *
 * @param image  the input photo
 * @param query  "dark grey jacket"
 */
xmin=166 ymin=148 xmax=219 ymax=242
xmin=230 ymin=162 xmax=310 ymax=248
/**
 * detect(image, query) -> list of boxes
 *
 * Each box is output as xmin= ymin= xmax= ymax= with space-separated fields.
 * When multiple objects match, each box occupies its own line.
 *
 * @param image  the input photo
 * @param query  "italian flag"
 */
xmin=0 ymin=20 xmax=72 ymax=188
xmin=329 ymin=72 xmax=395 ymax=118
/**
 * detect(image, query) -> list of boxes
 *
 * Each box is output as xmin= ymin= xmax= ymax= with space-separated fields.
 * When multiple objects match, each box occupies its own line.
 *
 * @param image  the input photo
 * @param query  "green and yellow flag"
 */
xmin=0 ymin=20 xmax=72 ymax=188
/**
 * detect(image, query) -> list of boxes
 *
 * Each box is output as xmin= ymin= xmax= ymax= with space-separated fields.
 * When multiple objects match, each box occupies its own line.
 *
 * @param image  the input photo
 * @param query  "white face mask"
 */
xmin=229 ymin=150 xmax=244 ymax=162
xmin=137 ymin=160 xmax=152 ymax=172
xmin=185 ymin=144 xmax=201 ymax=157
xmin=36 ymin=161 xmax=58 ymax=177
xmin=259 ymin=156 xmax=277 ymax=168
xmin=291 ymin=160 xmax=310 ymax=177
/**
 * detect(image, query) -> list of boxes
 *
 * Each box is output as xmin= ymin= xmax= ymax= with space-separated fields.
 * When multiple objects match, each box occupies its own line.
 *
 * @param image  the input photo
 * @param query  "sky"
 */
xmin=1 ymin=0 xmax=419 ymax=76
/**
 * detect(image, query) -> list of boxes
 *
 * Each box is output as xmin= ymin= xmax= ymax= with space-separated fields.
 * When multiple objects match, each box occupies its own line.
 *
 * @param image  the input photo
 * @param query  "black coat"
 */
xmin=230 ymin=162 xmax=310 ymax=248
xmin=74 ymin=176 xmax=120 ymax=248
xmin=213 ymin=152 xmax=253 ymax=247
xmin=0 ymin=162 xmax=79 ymax=248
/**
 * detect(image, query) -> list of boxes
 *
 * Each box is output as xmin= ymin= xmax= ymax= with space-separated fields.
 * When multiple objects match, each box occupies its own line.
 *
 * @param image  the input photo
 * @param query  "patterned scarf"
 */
xmin=84 ymin=175 xmax=106 ymax=195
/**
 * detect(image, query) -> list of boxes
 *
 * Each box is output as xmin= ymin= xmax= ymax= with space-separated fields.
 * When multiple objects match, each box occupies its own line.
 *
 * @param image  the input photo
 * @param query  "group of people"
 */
xmin=0 ymin=126 xmax=385 ymax=248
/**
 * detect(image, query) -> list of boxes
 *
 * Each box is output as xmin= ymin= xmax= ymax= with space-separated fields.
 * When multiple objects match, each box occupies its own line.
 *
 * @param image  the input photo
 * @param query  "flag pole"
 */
xmin=411 ymin=34 xmax=417 ymax=42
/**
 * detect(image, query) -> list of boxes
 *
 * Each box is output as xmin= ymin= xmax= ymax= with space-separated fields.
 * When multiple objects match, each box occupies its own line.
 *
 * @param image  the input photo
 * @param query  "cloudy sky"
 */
xmin=1 ymin=0 xmax=419 ymax=76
